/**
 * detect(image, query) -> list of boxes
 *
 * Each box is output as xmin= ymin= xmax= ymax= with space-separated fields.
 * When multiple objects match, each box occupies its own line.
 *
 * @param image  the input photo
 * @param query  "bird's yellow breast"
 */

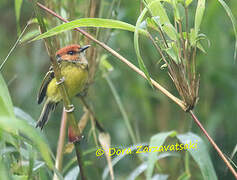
xmin=46 ymin=62 xmax=88 ymax=102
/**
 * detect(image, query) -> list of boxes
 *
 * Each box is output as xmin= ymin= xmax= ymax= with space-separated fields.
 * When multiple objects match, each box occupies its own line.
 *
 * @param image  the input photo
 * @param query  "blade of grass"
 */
xmin=0 ymin=23 xmax=29 ymax=71
xmin=177 ymin=132 xmax=217 ymax=180
xmin=217 ymin=0 xmax=237 ymax=61
xmin=31 ymin=18 xmax=148 ymax=42
xmin=0 ymin=74 xmax=14 ymax=116
xmin=194 ymin=0 xmax=205 ymax=38
xmin=14 ymin=0 xmax=23 ymax=35
xmin=104 ymin=74 xmax=137 ymax=144
xmin=134 ymin=6 xmax=153 ymax=87
xmin=146 ymin=131 xmax=176 ymax=179
xmin=0 ymin=73 xmax=54 ymax=169
xmin=145 ymin=0 xmax=178 ymax=41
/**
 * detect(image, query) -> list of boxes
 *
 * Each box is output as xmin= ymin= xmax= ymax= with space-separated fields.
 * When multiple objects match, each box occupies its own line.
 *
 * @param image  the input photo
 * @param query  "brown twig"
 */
xmin=190 ymin=110 xmax=237 ymax=179
xmin=80 ymin=97 xmax=105 ymax=133
xmin=53 ymin=110 xmax=67 ymax=180
xmin=74 ymin=142 xmax=86 ymax=180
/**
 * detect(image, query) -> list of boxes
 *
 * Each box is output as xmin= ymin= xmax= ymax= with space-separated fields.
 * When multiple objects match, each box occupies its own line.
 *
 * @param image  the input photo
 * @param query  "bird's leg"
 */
xmin=64 ymin=104 xmax=75 ymax=113
xmin=56 ymin=77 xmax=65 ymax=85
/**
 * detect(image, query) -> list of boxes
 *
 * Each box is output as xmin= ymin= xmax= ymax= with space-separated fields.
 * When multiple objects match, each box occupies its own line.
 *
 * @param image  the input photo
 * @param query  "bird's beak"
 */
xmin=80 ymin=45 xmax=90 ymax=53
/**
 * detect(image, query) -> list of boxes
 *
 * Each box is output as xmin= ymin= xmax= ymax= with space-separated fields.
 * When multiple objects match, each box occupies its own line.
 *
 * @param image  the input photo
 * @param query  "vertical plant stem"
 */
xmin=185 ymin=7 xmax=189 ymax=47
xmin=74 ymin=142 xmax=86 ymax=180
xmin=53 ymin=110 xmax=67 ymax=180
xmin=105 ymin=74 xmax=137 ymax=144
xmin=0 ymin=23 xmax=29 ymax=71
xmin=33 ymin=2 xmax=86 ymax=179
xmin=189 ymin=110 xmax=237 ymax=178
xmin=185 ymin=151 xmax=190 ymax=174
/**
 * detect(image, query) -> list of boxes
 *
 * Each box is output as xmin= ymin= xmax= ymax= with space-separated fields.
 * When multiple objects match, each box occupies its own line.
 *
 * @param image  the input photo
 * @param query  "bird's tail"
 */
xmin=36 ymin=100 xmax=55 ymax=130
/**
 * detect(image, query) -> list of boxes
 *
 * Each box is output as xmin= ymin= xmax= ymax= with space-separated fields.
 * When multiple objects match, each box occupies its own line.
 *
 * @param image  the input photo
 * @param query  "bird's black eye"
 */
xmin=67 ymin=51 xmax=76 ymax=55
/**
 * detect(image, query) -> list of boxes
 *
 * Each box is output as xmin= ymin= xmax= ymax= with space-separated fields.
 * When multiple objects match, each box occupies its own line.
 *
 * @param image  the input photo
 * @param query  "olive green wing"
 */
xmin=37 ymin=66 xmax=54 ymax=104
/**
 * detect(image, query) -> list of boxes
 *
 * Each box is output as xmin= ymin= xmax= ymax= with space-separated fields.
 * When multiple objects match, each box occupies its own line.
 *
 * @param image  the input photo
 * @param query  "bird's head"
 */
xmin=55 ymin=44 xmax=90 ymax=64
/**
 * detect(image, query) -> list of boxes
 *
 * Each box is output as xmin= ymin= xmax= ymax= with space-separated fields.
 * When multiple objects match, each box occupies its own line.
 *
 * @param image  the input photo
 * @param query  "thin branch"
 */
xmin=80 ymin=97 xmax=105 ymax=133
xmin=74 ymin=142 xmax=86 ymax=180
xmin=0 ymin=23 xmax=29 ymax=71
xmin=53 ymin=110 xmax=67 ymax=180
xmin=190 ymin=110 xmax=237 ymax=179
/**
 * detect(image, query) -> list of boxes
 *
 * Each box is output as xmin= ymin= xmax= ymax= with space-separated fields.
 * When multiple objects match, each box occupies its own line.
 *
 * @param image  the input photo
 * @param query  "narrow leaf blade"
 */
xmin=146 ymin=131 xmax=176 ymax=179
xmin=31 ymin=18 xmax=148 ymax=42
xmin=177 ymin=132 xmax=217 ymax=180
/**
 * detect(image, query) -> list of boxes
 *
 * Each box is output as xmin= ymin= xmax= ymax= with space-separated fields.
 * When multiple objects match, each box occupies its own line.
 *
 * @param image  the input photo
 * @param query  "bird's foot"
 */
xmin=64 ymin=104 xmax=75 ymax=113
xmin=56 ymin=77 xmax=65 ymax=85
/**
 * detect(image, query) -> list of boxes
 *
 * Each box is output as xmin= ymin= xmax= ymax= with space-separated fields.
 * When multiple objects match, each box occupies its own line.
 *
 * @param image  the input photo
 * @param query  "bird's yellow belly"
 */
xmin=46 ymin=64 xmax=88 ymax=102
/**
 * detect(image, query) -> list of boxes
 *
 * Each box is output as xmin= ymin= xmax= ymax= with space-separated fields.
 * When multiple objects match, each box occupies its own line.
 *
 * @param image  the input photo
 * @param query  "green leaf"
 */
xmin=151 ymin=174 xmax=169 ymax=180
xmin=26 ymin=143 xmax=35 ymax=179
xmin=14 ymin=107 xmax=36 ymax=126
xmin=146 ymin=17 xmax=159 ymax=31
xmin=231 ymin=144 xmax=237 ymax=160
xmin=177 ymin=172 xmax=191 ymax=180
xmin=0 ymin=147 xmax=16 ymax=156
xmin=171 ymin=0 xmax=181 ymax=20
xmin=128 ymin=163 xmax=148 ymax=180
xmin=14 ymin=0 xmax=23 ymax=35
xmin=166 ymin=45 xmax=179 ymax=63
xmin=1 ymin=131 xmax=19 ymax=149
xmin=12 ymin=175 xmax=28 ymax=180
xmin=103 ymin=144 xmax=147 ymax=180
xmin=145 ymin=0 xmax=178 ymax=41
xmin=128 ymin=152 xmax=178 ymax=180
xmin=134 ymin=6 xmax=153 ymax=88
xmin=0 ymin=116 xmax=54 ymax=169
xmin=197 ymin=42 xmax=206 ymax=53
xmin=146 ymin=131 xmax=177 ymax=179
xmin=0 ymin=74 xmax=54 ymax=170
xmin=0 ymin=73 xmax=14 ymax=117
xmin=64 ymin=166 xmax=79 ymax=180
xmin=177 ymin=132 xmax=217 ymax=180
xmin=146 ymin=0 xmax=171 ymax=4
xmin=194 ymin=0 xmax=206 ymax=37
xmin=31 ymin=18 xmax=148 ymax=42
xmin=217 ymin=0 xmax=237 ymax=60
xmin=185 ymin=0 xmax=193 ymax=7
xmin=20 ymin=29 xmax=40 ymax=44
xmin=0 ymin=160 xmax=12 ymax=180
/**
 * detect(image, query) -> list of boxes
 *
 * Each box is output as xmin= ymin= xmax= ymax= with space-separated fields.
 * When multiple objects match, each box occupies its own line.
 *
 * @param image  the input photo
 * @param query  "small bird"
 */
xmin=36 ymin=44 xmax=90 ymax=130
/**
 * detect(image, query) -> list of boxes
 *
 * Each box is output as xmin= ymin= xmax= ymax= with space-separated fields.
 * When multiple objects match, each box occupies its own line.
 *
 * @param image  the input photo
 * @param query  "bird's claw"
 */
xmin=64 ymin=104 xmax=75 ymax=113
xmin=56 ymin=77 xmax=65 ymax=85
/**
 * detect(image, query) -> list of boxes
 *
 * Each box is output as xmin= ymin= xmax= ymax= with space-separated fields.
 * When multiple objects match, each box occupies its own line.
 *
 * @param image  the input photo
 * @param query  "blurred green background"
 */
xmin=0 ymin=0 xmax=237 ymax=179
